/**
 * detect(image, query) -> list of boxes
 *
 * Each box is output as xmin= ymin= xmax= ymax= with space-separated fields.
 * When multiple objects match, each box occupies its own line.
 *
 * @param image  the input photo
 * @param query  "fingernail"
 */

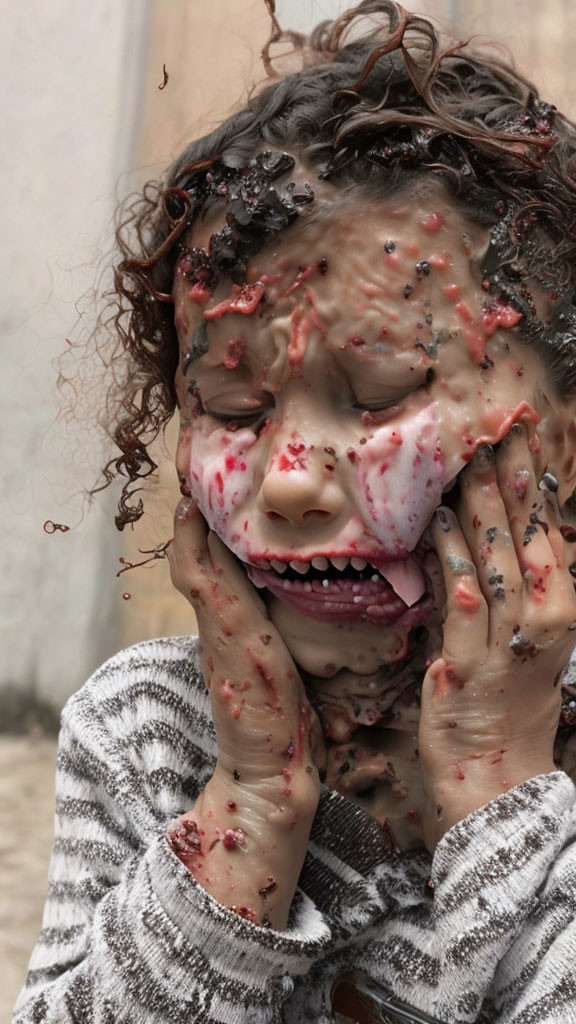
xmin=538 ymin=472 xmax=559 ymax=493
xmin=176 ymin=497 xmax=193 ymax=522
xmin=507 ymin=422 xmax=524 ymax=438
xmin=435 ymin=506 xmax=452 ymax=531
xmin=473 ymin=443 xmax=494 ymax=466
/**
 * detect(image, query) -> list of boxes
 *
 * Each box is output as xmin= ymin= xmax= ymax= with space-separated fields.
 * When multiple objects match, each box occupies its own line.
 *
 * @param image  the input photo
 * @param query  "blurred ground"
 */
xmin=0 ymin=735 xmax=58 ymax=1024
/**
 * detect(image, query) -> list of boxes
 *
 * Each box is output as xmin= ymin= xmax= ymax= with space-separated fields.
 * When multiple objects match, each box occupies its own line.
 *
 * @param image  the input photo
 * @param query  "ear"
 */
xmin=538 ymin=392 xmax=576 ymax=512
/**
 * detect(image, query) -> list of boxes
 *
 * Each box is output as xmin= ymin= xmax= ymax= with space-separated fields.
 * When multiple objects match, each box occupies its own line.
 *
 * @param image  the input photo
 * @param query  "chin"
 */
xmin=265 ymin=592 xmax=433 ymax=677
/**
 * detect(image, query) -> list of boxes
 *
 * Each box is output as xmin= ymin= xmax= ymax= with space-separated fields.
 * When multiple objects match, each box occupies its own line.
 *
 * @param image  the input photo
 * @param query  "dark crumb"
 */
xmin=258 ymin=877 xmax=277 ymax=900
xmin=509 ymin=632 xmax=537 ymax=657
xmin=233 ymin=769 xmax=240 ymax=781
xmin=523 ymin=523 xmax=539 ymax=546
xmin=529 ymin=510 xmax=549 ymax=534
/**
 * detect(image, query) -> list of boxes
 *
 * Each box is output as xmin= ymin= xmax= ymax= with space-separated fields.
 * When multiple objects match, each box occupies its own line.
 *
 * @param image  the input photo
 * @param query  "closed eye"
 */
xmin=209 ymin=409 xmax=268 ymax=425
xmin=353 ymin=372 xmax=433 ymax=413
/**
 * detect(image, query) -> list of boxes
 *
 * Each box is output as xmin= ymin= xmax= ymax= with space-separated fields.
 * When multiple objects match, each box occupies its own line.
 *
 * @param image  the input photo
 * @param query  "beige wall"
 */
xmin=121 ymin=0 xmax=273 ymax=646
xmin=0 ymin=0 xmax=150 ymax=721
xmin=120 ymin=0 xmax=576 ymax=649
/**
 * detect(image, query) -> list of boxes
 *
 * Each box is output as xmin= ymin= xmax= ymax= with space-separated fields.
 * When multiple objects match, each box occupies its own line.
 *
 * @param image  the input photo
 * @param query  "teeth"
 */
xmin=330 ymin=556 xmax=349 ymax=571
xmin=290 ymin=559 xmax=310 ymax=574
xmin=271 ymin=560 xmax=287 ymax=574
xmin=351 ymin=557 xmax=367 ymax=571
xmin=304 ymin=582 xmax=312 ymax=592
xmin=322 ymin=579 xmax=330 ymax=588
xmin=311 ymin=556 xmax=329 ymax=570
xmin=371 ymin=573 xmax=380 ymax=583
xmin=258 ymin=559 xmax=271 ymax=570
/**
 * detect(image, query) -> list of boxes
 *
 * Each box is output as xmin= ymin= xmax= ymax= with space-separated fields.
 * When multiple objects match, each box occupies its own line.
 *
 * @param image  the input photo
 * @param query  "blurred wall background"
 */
xmin=3 ymin=0 xmax=576 ymax=1018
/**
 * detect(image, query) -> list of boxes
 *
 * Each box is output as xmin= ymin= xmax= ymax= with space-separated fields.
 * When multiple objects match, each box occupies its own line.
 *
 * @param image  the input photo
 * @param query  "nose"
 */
xmin=259 ymin=444 xmax=346 ymax=526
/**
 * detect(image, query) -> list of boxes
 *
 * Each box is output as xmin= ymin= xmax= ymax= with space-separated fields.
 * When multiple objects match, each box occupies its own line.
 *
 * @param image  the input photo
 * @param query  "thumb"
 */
xmin=167 ymin=497 xmax=211 ymax=597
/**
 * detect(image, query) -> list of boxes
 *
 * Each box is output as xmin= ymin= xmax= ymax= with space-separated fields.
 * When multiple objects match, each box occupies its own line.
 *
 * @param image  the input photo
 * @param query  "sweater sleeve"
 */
xmin=428 ymin=772 xmax=576 ymax=1024
xmin=12 ymin=687 xmax=331 ymax=1024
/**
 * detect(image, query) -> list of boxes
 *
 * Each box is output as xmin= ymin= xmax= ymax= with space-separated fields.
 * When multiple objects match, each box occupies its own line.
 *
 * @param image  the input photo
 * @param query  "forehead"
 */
xmin=172 ymin=183 xmax=493 ymax=386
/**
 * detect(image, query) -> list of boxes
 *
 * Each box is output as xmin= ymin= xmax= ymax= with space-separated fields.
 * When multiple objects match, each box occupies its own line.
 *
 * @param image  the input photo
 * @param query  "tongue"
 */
xmin=379 ymin=556 xmax=426 ymax=607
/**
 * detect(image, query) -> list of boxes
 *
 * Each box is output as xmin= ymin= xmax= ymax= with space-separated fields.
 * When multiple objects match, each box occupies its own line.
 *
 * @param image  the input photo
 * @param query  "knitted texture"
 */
xmin=12 ymin=637 xmax=576 ymax=1024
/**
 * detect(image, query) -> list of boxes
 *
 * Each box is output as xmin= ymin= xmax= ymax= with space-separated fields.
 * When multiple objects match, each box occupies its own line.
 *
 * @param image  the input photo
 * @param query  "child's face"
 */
xmin=173 ymin=185 xmax=551 ymax=679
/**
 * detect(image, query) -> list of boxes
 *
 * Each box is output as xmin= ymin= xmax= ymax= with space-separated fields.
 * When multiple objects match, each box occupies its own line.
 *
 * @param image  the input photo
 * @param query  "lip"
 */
xmin=246 ymin=563 xmax=410 ymax=623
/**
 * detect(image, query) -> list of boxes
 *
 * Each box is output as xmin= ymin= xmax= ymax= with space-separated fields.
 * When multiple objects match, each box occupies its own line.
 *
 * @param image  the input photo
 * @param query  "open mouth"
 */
xmin=245 ymin=553 xmax=427 ymax=624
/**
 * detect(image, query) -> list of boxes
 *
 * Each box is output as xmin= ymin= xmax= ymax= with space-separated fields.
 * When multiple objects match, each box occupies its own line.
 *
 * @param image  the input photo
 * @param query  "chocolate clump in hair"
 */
xmin=181 ymin=151 xmax=314 ymax=283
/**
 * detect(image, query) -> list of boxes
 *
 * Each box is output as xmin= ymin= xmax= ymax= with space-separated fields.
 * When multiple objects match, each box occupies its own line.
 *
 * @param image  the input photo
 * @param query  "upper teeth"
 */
xmin=260 ymin=555 xmax=377 ymax=575
xmin=311 ymin=556 xmax=329 ymax=570
xmin=289 ymin=560 xmax=309 ymax=574
xmin=330 ymin=557 xmax=349 ymax=571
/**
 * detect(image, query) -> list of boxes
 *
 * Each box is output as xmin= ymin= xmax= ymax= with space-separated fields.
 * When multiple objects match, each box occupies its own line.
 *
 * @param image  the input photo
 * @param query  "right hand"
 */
xmin=166 ymin=498 xmax=324 ymax=926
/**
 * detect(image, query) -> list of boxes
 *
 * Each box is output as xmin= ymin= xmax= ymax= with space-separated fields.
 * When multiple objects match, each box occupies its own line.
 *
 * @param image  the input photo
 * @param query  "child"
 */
xmin=14 ymin=2 xmax=576 ymax=1021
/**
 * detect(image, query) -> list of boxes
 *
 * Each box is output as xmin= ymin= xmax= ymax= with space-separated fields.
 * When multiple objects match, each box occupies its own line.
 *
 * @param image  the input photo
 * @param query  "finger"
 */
xmin=497 ymin=428 xmax=576 ymax=613
xmin=167 ymin=498 xmax=211 ymax=601
xmin=207 ymin=531 xmax=268 ymax=619
xmin=458 ymin=443 xmax=523 ymax=611
xmin=431 ymin=505 xmax=488 ymax=673
xmin=497 ymin=425 xmax=550 ymax=570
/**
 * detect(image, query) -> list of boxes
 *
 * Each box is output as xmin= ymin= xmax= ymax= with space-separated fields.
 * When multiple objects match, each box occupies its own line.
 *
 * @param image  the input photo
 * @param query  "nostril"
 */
xmin=265 ymin=510 xmax=283 ymax=521
xmin=324 ymin=464 xmax=334 ymax=472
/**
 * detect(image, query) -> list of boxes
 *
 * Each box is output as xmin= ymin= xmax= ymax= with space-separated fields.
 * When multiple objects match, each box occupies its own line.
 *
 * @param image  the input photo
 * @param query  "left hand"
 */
xmin=419 ymin=425 xmax=576 ymax=849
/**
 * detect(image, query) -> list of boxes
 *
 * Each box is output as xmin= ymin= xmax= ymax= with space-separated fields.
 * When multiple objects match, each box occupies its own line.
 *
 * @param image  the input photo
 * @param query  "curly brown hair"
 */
xmin=95 ymin=0 xmax=576 ymax=532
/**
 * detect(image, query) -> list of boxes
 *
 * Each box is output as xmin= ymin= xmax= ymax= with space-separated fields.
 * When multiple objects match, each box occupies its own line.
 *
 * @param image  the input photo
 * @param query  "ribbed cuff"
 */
xmin=154 ymin=835 xmax=332 ymax=984
xmin=432 ymin=771 xmax=575 ymax=894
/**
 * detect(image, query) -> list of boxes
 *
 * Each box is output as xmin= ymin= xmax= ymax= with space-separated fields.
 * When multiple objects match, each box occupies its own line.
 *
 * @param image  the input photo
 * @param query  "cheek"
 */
xmin=188 ymin=427 xmax=259 ymax=547
xmin=353 ymin=403 xmax=445 ymax=555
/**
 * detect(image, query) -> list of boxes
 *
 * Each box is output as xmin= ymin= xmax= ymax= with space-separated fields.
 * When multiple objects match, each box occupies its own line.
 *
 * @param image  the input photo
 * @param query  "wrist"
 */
xmin=167 ymin=768 xmax=318 ymax=930
xmin=422 ymin=748 xmax=557 ymax=850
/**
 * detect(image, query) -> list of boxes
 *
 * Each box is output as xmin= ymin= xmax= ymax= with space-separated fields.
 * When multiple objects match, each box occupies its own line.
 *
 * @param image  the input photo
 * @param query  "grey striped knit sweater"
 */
xmin=12 ymin=636 xmax=576 ymax=1024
